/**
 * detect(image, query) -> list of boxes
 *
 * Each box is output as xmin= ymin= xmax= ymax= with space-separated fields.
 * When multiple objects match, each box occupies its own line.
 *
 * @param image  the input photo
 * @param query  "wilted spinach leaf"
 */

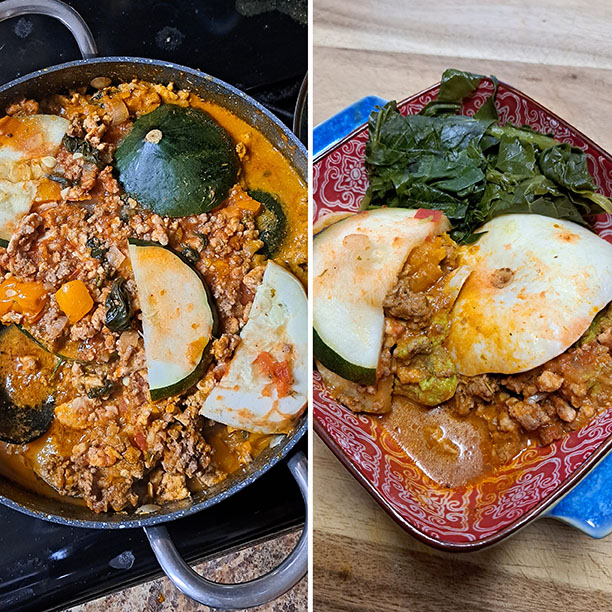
xmin=88 ymin=379 xmax=115 ymax=399
xmin=362 ymin=68 xmax=612 ymax=242
xmin=62 ymin=135 xmax=103 ymax=168
xmin=105 ymin=277 xmax=132 ymax=332
xmin=86 ymin=237 xmax=107 ymax=260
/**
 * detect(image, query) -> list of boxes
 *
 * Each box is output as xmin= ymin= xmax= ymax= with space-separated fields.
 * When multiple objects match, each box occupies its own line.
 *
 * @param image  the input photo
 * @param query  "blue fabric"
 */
xmin=313 ymin=97 xmax=612 ymax=540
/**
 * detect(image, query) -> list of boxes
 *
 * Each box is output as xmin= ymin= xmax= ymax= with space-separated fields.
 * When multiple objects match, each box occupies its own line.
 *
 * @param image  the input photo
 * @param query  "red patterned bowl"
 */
xmin=313 ymin=79 xmax=612 ymax=551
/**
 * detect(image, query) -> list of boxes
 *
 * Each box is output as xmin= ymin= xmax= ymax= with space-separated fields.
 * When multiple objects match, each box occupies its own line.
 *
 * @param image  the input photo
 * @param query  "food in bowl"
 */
xmin=0 ymin=78 xmax=307 ymax=513
xmin=314 ymin=69 xmax=612 ymax=488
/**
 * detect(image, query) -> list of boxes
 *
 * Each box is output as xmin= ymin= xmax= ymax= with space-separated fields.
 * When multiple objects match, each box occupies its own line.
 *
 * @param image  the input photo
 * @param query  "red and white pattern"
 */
xmin=313 ymin=79 xmax=612 ymax=547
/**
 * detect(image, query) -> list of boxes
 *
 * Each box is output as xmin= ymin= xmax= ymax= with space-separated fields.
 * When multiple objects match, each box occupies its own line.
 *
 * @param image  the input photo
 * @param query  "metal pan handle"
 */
xmin=0 ymin=0 xmax=97 ymax=59
xmin=143 ymin=451 xmax=308 ymax=609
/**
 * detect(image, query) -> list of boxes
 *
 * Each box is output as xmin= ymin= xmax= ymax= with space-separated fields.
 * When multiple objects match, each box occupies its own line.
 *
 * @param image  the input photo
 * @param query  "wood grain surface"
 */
xmin=314 ymin=2 xmax=612 ymax=610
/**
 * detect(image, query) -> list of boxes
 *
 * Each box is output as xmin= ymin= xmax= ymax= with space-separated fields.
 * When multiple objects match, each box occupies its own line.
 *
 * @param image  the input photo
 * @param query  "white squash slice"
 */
xmin=447 ymin=214 xmax=612 ymax=375
xmin=0 ymin=114 xmax=69 ymax=243
xmin=200 ymin=260 xmax=307 ymax=434
xmin=128 ymin=239 xmax=217 ymax=401
xmin=313 ymin=208 xmax=450 ymax=384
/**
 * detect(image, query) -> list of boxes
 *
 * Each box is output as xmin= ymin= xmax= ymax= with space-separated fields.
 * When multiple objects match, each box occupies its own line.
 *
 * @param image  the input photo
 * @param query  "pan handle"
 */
xmin=0 ymin=0 xmax=97 ymax=59
xmin=143 ymin=451 xmax=308 ymax=609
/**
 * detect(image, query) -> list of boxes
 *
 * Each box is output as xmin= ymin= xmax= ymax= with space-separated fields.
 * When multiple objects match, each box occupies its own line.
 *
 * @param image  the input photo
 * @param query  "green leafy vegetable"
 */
xmin=62 ymin=135 xmax=103 ymax=168
xmin=362 ymin=68 xmax=612 ymax=242
xmin=87 ymin=379 xmax=115 ymax=399
xmin=86 ymin=237 xmax=107 ymax=260
xmin=105 ymin=277 xmax=132 ymax=332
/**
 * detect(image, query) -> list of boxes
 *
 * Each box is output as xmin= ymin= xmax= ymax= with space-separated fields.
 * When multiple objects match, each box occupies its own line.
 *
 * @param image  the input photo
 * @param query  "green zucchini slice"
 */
xmin=128 ymin=239 xmax=218 ymax=401
xmin=114 ymin=104 xmax=239 ymax=217
xmin=313 ymin=208 xmax=450 ymax=385
xmin=248 ymin=190 xmax=287 ymax=257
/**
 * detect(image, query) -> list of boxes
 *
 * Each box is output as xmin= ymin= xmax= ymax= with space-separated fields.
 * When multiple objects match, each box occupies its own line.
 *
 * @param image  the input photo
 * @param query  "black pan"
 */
xmin=0 ymin=1 xmax=308 ymax=608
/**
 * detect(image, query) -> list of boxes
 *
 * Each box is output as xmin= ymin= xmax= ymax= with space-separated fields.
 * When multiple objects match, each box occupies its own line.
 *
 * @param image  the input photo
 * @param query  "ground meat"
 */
xmin=507 ymin=399 xmax=550 ymax=432
xmin=465 ymin=375 xmax=498 ymax=402
xmin=552 ymin=396 xmax=577 ymax=423
xmin=8 ymin=212 xmax=43 ymax=254
xmin=383 ymin=280 xmax=429 ymax=324
xmin=598 ymin=326 xmax=612 ymax=348
xmin=211 ymin=333 xmax=240 ymax=379
xmin=536 ymin=370 xmax=564 ymax=392
xmin=490 ymin=267 xmax=514 ymax=288
xmin=448 ymin=384 xmax=476 ymax=416
xmin=5 ymin=97 xmax=39 ymax=116
xmin=29 ymin=300 xmax=68 ymax=344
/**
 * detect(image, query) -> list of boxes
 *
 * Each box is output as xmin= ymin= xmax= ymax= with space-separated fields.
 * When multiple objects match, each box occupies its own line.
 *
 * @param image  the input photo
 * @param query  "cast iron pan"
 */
xmin=0 ymin=1 xmax=308 ymax=608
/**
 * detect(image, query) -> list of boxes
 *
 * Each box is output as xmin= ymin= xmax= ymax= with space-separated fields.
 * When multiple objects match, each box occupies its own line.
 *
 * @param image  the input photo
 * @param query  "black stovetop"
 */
xmin=0 ymin=2 xmax=307 ymax=610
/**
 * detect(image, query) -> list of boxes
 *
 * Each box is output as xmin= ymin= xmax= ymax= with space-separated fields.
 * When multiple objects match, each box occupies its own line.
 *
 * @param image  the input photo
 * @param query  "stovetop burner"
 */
xmin=0 ymin=2 xmax=307 ymax=610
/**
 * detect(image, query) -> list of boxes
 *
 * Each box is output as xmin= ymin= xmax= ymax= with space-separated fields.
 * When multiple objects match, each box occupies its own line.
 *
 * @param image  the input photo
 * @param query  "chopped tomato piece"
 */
xmin=415 ymin=208 xmax=443 ymax=222
xmin=254 ymin=351 xmax=294 ymax=398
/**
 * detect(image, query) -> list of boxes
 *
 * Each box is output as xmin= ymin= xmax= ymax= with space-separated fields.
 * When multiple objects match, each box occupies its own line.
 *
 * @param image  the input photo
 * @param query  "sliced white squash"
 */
xmin=313 ymin=208 xmax=450 ymax=384
xmin=447 ymin=214 xmax=612 ymax=375
xmin=0 ymin=114 xmax=69 ymax=242
xmin=128 ymin=239 xmax=217 ymax=401
xmin=200 ymin=260 xmax=307 ymax=434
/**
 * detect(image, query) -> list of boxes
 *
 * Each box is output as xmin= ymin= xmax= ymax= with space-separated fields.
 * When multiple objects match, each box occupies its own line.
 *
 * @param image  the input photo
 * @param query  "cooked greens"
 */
xmin=362 ymin=69 xmax=612 ymax=243
xmin=105 ymin=277 xmax=132 ymax=332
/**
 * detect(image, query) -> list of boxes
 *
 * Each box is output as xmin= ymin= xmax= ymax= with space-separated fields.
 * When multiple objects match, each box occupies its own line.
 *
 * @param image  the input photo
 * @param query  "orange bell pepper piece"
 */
xmin=55 ymin=280 xmax=93 ymax=323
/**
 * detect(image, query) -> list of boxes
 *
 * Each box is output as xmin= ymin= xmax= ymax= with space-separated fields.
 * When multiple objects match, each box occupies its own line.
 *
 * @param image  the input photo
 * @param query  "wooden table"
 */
xmin=313 ymin=2 xmax=612 ymax=610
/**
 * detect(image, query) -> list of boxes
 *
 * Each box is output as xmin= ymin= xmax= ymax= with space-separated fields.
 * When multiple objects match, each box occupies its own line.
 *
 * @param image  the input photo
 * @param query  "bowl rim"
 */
xmin=312 ymin=78 xmax=612 ymax=552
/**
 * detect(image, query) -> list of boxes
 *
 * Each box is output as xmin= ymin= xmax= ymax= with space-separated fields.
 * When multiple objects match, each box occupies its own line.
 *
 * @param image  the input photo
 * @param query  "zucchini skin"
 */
xmin=314 ymin=328 xmax=377 ymax=386
xmin=248 ymin=190 xmax=287 ymax=257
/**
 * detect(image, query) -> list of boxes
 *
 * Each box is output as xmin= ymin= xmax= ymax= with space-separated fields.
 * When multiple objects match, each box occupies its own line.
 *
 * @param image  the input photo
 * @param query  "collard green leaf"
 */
xmin=362 ymin=68 xmax=612 ymax=242
xmin=539 ymin=144 xmax=596 ymax=193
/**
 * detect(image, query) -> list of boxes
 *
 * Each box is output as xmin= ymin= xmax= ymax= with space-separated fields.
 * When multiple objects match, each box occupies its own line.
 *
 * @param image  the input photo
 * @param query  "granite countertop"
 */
xmin=66 ymin=530 xmax=305 ymax=612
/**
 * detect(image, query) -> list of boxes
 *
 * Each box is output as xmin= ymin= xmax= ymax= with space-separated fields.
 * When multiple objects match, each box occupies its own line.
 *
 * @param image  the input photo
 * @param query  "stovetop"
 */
xmin=0 ymin=1 xmax=307 ymax=610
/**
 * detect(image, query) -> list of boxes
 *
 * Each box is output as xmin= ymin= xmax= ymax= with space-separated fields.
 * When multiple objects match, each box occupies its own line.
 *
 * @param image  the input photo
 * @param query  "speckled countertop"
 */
xmin=65 ymin=530 xmax=305 ymax=612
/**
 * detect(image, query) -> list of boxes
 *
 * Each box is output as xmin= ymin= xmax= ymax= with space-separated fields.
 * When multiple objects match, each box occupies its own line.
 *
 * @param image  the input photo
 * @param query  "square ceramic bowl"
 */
xmin=313 ymin=79 xmax=612 ymax=551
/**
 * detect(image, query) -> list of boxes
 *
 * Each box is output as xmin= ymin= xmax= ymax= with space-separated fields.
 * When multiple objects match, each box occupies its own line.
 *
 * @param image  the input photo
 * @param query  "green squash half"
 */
xmin=0 ymin=324 xmax=55 ymax=444
xmin=115 ymin=105 xmax=239 ymax=217
xmin=128 ymin=239 xmax=219 ymax=401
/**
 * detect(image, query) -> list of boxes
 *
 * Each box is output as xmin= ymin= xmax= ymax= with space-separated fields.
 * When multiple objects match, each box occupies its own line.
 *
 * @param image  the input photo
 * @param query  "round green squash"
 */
xmin=114 ymin=104 xmax=239 ymax=217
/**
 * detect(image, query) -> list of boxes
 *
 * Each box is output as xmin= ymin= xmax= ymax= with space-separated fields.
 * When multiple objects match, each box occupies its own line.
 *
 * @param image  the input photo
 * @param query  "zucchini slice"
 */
xmin=128 ymin=239 xmax=218 ymax=401
xmin=0 ymin=114 xmax=69 ymax=242
xmin=200 ymin=261 xmax=307 ymax=434
xmin=115 ymin=105 xmax=239 ymax=217
xmin=313 ymin=208 xmax=450 ymax=385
